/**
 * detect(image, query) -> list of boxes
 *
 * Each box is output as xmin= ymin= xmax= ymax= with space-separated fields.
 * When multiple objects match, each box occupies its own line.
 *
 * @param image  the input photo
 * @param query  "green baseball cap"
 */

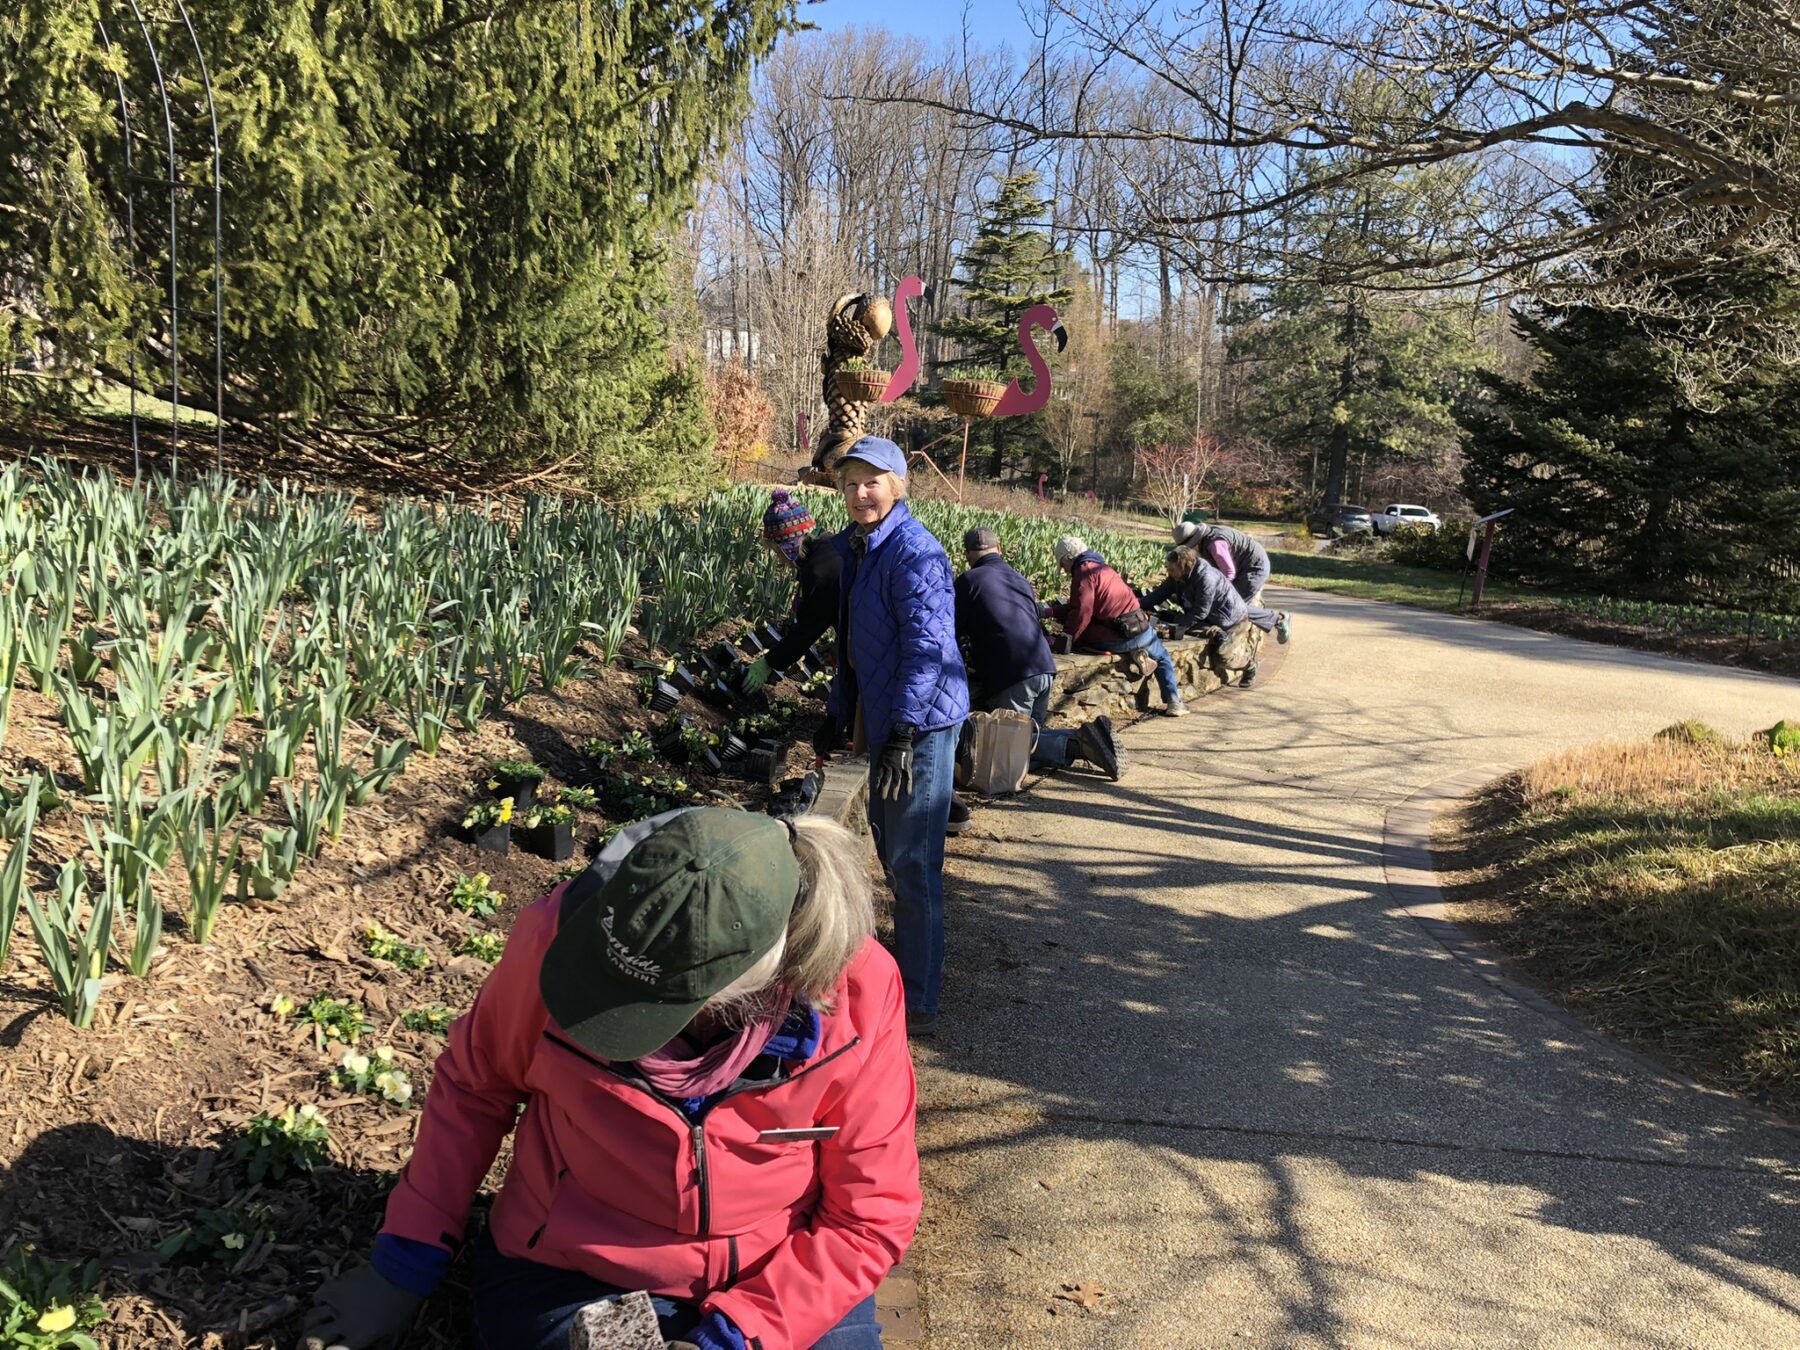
xmin=540 ymin=809 xmax=801 ymax=1061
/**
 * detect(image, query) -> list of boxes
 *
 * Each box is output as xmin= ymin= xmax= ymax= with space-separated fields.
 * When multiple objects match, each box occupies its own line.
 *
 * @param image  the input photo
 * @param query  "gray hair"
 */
xmin=702 ymin=814 xmax=875 ymax=1025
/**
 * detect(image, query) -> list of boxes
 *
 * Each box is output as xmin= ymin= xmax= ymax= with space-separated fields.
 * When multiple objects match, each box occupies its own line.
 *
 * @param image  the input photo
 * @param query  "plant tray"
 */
xmin=835 ymin=369 xmax=890 ymax=404
xmin=943 ymin=378 xmax=1007 ymax=419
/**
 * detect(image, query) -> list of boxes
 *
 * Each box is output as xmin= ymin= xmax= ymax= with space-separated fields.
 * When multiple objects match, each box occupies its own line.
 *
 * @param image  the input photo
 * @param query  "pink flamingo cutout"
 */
xmin=993 ymin=304 xmax=1067 ymax=416
xmin=880 ymin=275 xmax=925 ymax=403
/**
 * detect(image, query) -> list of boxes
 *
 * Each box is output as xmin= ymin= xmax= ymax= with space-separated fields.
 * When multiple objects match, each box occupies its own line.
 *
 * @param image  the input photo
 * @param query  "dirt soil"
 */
xmin=0 ymin=629 xmax=830 ymax=1349
xmin=1479 ymin=601 xmax=1800 ymax=680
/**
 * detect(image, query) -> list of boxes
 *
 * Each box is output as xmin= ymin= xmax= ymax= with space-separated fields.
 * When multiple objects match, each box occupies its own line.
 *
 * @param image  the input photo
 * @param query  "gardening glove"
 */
xmin=811 ymin=717 xmax=845 ymax=761
xmin=298 ymin=1263 xmax=422 ymax=1350
xmin=742 ymin=656 xmax=772 ymax=693
xmin=873 ymin=725 xmax=915 ymax=801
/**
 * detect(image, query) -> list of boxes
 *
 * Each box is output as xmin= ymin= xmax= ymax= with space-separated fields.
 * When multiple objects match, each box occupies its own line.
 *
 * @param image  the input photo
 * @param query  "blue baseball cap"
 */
xmin=840 ymin=436 xmax=908 ymax=479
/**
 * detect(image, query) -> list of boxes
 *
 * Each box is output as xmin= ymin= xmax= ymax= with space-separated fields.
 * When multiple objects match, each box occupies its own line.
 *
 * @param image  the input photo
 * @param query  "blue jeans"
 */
xmin=979 ymin=672 xmax=1074 ymax=770
xmin=867 ymin=723 xmax=956 ymax=1014
xmin=470 ymin=1230 xmax=882 ymax=1350
xmin=1092 ymin=627 xmax=1180 ymax=705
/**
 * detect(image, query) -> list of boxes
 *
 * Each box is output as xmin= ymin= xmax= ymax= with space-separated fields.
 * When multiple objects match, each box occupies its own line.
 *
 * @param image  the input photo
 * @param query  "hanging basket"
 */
xmin=834 ymin=368 xmax=890 ymax=404
xmin=942 ymin=378 xmax=1008 ymax=419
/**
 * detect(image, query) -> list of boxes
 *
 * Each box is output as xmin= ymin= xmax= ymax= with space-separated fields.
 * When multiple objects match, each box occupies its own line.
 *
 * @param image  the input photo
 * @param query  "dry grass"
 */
xmin=1444 ymin=724 xmax=1800 ymax=1115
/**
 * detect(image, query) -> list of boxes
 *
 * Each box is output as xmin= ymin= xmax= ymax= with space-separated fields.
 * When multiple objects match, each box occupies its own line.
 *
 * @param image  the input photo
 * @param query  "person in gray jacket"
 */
xmin=1174 ymin=519 xmax=1274 ymax=604
xmin=1140 ymin=548 xmax=1289 ymax=686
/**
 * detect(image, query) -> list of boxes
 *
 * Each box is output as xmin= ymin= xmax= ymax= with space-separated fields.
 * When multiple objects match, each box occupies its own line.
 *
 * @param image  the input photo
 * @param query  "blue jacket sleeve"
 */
xmin=886 ymin=536 xmax=955 ymax=734
xmin=1140 ymin=577 xmax=1177 ymax=609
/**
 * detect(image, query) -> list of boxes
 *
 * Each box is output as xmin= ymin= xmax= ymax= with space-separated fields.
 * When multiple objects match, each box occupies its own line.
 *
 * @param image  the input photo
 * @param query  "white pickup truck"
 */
xmin=1371 ymin=503 xmax=1441 ymax=536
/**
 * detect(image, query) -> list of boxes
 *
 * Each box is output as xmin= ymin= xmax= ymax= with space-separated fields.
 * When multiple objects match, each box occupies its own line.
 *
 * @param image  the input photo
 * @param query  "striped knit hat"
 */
xmin=762 ymin=490 xmax=815 ymax=562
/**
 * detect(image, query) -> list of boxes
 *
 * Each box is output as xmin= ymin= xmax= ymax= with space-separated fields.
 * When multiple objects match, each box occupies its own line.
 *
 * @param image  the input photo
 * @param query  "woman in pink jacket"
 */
xmin=299 ymin=808 xmax=918 ymax=1350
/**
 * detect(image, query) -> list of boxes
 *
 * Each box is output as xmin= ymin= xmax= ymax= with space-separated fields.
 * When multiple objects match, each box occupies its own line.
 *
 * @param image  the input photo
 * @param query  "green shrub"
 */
xmin=1764 ymin=720 xmax=1800 ymax=757
xmin=1655 ymin=721 xmax=1720 ymax=745
xmin=1388 ymin=518 xmax=1472 ymax=571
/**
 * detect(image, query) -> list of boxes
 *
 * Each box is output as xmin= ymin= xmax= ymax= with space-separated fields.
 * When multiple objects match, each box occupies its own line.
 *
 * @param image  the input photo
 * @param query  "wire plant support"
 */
xmin=105 ymin=0 xmax=227 ymax=480
xmin=93 ymin=18 xmax=140 ymax=480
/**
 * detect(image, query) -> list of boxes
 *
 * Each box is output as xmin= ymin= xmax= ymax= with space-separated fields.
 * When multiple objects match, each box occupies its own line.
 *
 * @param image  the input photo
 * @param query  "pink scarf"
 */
xmin=635 ymin=993 xmax=794 ymax=1100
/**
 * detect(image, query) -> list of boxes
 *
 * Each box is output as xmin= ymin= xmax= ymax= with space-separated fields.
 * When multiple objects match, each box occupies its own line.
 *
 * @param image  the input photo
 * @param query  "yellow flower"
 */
xmin=268 ymin=994 xmax=295 ymax=1017
xmin=36 ymin=1305 xmax=77 ymax=1334
xmin=497 ymin=798 xmax=514 ymax=824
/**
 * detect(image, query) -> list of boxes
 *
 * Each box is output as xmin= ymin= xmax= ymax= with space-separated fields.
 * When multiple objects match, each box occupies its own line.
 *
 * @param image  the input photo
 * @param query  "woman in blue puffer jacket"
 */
xmin=815 ymin=437 xmax=968 ymax=1037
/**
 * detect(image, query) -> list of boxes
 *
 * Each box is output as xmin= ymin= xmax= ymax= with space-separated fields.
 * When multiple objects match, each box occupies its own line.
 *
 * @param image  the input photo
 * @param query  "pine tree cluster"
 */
xmin=0 ymin=1 xmax=795 ymax=497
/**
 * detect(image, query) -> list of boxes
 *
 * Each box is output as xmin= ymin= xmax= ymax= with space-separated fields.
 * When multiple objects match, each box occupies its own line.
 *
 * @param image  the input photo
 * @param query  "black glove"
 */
xmin=298 ymin=1263 xmax=422 ymax=1350
xmin=873 ymin=725 xmax=915 ymax=801
xmin=811 ymin=718 xmax=845 ymax=760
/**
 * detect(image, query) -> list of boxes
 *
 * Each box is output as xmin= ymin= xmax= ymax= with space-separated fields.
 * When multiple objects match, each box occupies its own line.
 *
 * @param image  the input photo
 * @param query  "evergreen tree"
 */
xmin=1461 ymin=299 xmax=1800 ymax=601
xmin=1461 ymin=4 xmax=1800 ymax=606
xmin=0 ymin=0 xmax=794 ymax=498
xmin=933 ymin=171 xmax=1072 ymax=479
xmin=1224 ymin=79 xmax=1490 ymax=507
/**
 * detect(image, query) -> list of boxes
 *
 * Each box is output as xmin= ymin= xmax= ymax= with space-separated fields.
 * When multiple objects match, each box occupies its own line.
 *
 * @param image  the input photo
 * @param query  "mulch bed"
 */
xmin=1478 ymin=601 xmax=1800 ymax=680
xmin=0 ymin=636 xmax=828 ymax=1348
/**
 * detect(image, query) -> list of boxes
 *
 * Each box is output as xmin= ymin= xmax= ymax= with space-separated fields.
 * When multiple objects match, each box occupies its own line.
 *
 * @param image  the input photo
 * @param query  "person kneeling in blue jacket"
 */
xmin=954 ymin=527 xmax=1121 ymax=782
xmin=814 ymin=437 xmax=967 ymax=1039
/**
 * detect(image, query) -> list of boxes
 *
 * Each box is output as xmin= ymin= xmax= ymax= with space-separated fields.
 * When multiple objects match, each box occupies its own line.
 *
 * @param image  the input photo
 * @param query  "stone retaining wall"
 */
xmin=1048 ymin=623 xmax=1264 ymax=721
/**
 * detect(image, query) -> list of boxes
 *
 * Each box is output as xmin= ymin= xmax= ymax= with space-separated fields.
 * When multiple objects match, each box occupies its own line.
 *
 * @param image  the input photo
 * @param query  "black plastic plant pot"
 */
xmin=491 ymin=774 xmax=540 ymax=809
xmin=521 ymin=823 xmax=575 ymax=862
xmin=668 ymin=664 xmax=701 ymax=696
xmin=739 ymin=630 xmax=767 ymax=656
xmin=756 ymin=622 xmax=784 ymax=649
xmin=647 ymin=680 xmax=683 ymax=715
xmin=655 ymin=713 xmax=690 ymax=745
xmin=694 ymin=649 xmax=725 ymax=679
xmin=697 ymin=747 xmax=723 ymax=774
xmin=745 ymin=749 xmax=778 ymax=789
xmin=473 ymin=823 xmax=511 ymax=855
xmin=719 ymin=733 xmax=751 ymax=763
xmin=744 ymin=737 xmax=788 ymax=790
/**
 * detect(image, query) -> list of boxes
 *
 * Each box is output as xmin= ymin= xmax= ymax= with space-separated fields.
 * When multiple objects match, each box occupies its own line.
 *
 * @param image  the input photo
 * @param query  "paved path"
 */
xmin=914 ymin=589 xmax=1800 ymax=1348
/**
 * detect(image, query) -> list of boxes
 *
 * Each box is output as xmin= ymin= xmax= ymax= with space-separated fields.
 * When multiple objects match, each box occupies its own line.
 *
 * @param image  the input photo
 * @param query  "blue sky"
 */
xmin=799 ymin=0 xmax=1046 ymax=51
